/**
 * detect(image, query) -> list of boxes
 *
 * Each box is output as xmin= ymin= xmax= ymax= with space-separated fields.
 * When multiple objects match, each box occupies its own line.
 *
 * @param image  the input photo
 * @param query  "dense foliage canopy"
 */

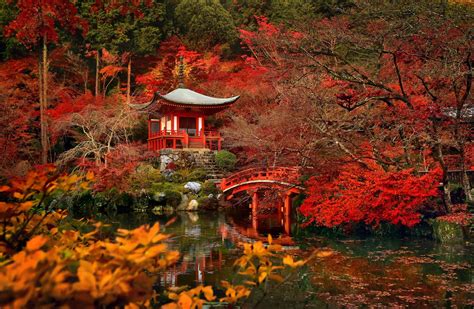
xmin=0 ymin=0 xmax=472 ymax=230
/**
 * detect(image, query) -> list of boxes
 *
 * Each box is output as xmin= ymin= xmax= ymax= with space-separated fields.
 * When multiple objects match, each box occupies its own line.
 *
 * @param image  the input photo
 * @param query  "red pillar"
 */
xmin=171 ymin=114 xmax=175 ymax=133
xmin=282 ymin=193 xmax=292 ymax=235
xmin=147 ymin=119 xmax=151 ymax=150
xmin=251 ymin=191 xmax=258 ymax=231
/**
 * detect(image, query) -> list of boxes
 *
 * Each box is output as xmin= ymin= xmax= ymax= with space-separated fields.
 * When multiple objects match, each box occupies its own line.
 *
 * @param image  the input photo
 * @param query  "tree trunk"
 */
xmin=84 ymin=68 xmax=88 ymax=94
xmin=460 ymin=145 xmax=473 ymax=203
xmin=127 ymin=57 xmax=131 ymax=104
xmin=38 ymin=56 xmax=44 ymax=163
xmin=432 ymin=122 xmax=451 ymax=212
xmin=95 ymin=50 xmax=100 ymax=97
xmin=40 ymin=35 xmax=49 ymax=164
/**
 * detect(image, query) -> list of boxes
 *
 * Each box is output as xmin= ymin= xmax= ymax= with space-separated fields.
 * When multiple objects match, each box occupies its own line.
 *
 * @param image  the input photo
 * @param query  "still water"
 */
xmin=105 ymin=211 xmax=473 ymax=308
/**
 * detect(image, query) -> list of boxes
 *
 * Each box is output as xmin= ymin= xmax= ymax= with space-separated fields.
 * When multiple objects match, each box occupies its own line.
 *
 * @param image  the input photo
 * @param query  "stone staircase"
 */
xmin=193 ymin=150 xmax=224 ymax=182
xmin=159 ymin=148 xmax=224 ymax=183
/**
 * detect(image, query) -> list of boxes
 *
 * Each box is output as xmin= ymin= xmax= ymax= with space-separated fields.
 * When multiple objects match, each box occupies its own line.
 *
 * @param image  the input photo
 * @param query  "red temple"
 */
xmin=135 ymin=87 xmax=239 ymax=151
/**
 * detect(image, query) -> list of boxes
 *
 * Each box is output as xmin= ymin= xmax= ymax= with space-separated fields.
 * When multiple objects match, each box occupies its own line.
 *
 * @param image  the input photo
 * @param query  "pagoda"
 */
xmin=133 ymin=58 xmax=239 ymax=151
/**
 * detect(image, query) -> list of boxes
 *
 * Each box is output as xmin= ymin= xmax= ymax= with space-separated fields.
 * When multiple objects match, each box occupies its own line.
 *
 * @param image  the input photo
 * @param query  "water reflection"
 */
xmin=105 ymin=211 xmax=473 ymax=307
xmin=308 ymin=240 xmax=474 ymax=307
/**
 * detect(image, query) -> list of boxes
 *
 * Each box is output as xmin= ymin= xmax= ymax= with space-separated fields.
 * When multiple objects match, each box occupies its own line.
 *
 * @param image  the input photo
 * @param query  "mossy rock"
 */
xmin=151 ymin=182 xmax=184 ymax=193
xmin=164 ymin=190 xmax=182 ymax=208
xmin=201 ymin=180 xmax=219 ymax=196
xmin=197 ymin=196 xmax=218 ymax=211
xmin=431 ymin=219 xmax=466 ymax=243
xmin=171 ymin=168 xmax=207 ymax=183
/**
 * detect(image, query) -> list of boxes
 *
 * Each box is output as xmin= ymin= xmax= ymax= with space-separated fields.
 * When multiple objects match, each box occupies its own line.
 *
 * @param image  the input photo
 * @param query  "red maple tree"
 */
xmin=300 ymin=162 xmax=442 ymax=228
xmin=5 ymin=0 xmax=87 ymax=164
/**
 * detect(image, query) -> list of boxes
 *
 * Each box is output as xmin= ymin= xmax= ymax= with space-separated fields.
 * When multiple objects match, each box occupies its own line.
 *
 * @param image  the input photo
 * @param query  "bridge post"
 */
xmin=283 ymin=192 xmax=292 ymax=235
xmin=251 ymin=191 xmax=259 ymax=231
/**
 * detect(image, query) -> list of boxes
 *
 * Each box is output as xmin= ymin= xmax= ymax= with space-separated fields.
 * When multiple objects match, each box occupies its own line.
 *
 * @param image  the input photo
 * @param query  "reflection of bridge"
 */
xmin=220 ymin=167 xmax=304 ymax=234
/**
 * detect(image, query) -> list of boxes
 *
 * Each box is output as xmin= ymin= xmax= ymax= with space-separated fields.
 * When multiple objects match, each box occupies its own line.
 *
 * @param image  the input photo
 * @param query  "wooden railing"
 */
xmin=220 ymin=167 xmax=300 ymax=191
xmin=204 ymin=130 xmax=222 ymax=150
xmin=148 ymin=130 xmax=188 ymax=151
xmin=148 ymin=129 xmax=223 ymax=151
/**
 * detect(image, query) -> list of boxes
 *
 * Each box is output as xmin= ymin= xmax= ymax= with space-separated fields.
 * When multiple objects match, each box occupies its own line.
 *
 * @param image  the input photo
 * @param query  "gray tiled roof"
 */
xmin=129 ymin=88 xmax=239 ymax=111
xmin=158 ymin=88 xmax=239 ymax=105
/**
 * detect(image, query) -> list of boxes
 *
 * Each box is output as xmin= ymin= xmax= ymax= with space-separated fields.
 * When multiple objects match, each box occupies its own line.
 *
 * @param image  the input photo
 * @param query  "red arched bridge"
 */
xmin=220 ymin=167 xmax=304 ymax=234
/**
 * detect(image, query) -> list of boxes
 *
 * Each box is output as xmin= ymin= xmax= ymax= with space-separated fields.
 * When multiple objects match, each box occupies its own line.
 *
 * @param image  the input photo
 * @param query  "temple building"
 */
xmin=133 ymin=58 xmax=239 ymax=151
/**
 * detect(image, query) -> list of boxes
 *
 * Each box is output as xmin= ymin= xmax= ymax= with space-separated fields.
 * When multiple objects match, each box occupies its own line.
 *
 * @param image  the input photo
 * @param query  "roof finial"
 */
xmin=178 ymin=55 xmax=185 ymax=88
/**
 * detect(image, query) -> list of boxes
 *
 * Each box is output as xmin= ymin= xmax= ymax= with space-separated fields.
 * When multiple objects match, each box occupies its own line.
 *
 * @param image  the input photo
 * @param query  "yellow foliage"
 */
xmin=0 ymin=221 xmax=179 ymax=307
xmin=0 ymin=166 xmax=94 ymax=254
xmin=162 ymin=235 xmax=306 ymax=308
xmin=0 ymin=166 xmax=179 ymax=307
xmin=219 ymin=281 xmax=251 ymax=303
xmin=0 ymin=167 xmax=307 ymax=308
xmin=164 ymin=285 xmax=216 ymax=309
xmin=283 ymin=255 xmax=306 ymax=268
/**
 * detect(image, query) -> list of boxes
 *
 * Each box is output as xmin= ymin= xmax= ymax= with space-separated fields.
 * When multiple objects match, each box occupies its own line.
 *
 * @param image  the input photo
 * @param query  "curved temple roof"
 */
xmin=130 ymin=88 xmax=239 ymax=111
xmin=158 ymin=88 xmax=240 ymax=106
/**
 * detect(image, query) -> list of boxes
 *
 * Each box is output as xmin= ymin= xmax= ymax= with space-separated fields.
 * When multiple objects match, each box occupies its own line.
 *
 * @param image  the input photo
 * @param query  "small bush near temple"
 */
xmin=215 ymin=150 xmax=237 ymax=172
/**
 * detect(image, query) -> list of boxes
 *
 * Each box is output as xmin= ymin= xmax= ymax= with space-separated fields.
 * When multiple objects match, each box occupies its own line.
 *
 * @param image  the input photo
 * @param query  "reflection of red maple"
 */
xmin=437 ymin=204 xmax=473 ymax=225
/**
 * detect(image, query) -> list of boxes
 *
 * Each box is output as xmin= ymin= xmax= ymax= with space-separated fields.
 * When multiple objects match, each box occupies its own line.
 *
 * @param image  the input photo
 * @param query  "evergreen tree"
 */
xmin=175 ymin=0 xmax=236 ymax=49
xmin=0 ymin=0 xmax=25 ymax=60
xmin=78 ymin=0 xmax=169 ymax=100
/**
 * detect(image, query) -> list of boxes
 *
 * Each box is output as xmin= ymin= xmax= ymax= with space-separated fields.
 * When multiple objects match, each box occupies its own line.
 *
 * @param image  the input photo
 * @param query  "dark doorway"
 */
xmin=179 ymin=117 xmax=197 ymax=136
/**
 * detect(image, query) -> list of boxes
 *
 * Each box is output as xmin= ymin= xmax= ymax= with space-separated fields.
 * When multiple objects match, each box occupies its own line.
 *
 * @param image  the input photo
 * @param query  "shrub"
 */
xmin=202 ymin=180 xmax=219 ymax=196
xmin=189 ymin=168 xmax=207 ymax=181
xmin=164 ymin=190 xmax=182 ymax=208
xmin=150 ymin=181 xmax=180 ymax=192
xmin=215 ymin=150 xmax=237 ymax=172
xmin=128 ymin=163 xmax=164 ymax=192
xmin=171 ymin=168 xmax=207 ymax=183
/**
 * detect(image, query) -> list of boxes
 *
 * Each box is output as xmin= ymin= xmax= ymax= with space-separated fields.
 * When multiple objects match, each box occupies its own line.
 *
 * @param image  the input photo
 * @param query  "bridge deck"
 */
xmin=220 ymin=167 xmax=302 ymax=193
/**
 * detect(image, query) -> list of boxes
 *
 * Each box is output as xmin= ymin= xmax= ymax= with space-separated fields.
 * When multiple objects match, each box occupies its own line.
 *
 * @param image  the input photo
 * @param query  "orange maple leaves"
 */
xmin=0 ymin=167 xmax=179 ymax=307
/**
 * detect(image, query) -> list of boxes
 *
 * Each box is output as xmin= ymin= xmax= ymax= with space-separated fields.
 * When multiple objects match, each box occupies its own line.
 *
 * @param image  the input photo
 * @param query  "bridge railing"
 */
xmin=220 ymin=167 xmax=300 ymax=190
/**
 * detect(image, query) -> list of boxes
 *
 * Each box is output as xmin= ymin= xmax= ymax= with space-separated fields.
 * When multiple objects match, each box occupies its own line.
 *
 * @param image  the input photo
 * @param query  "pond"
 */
xmin=103 ymin=210 xmax=474 ymax=308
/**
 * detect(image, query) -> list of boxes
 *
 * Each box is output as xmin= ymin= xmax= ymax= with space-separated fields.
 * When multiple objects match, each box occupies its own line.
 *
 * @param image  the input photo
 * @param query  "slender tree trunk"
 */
xmin=126 ymin=57 xmax=131 ymax=104
xmin=432 ymin=123 xmax=451 ymax=212
xmin=40 ymin=35 xmax=49 ymax=164
xmin=38 ymin=55 xmax=45 ymax=164
xmin=95 ymin=50 xmax=100 ymax=97
xmin=84 ymin=68 xmax=88 ymax=94
xmin=460 ymin=145 xmax=473 ymax=203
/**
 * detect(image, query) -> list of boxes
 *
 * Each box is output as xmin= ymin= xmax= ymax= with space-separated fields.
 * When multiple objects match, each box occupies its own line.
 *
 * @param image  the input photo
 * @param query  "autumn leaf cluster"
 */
xmin=0 ymin=167 xmax=179 ymax=308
